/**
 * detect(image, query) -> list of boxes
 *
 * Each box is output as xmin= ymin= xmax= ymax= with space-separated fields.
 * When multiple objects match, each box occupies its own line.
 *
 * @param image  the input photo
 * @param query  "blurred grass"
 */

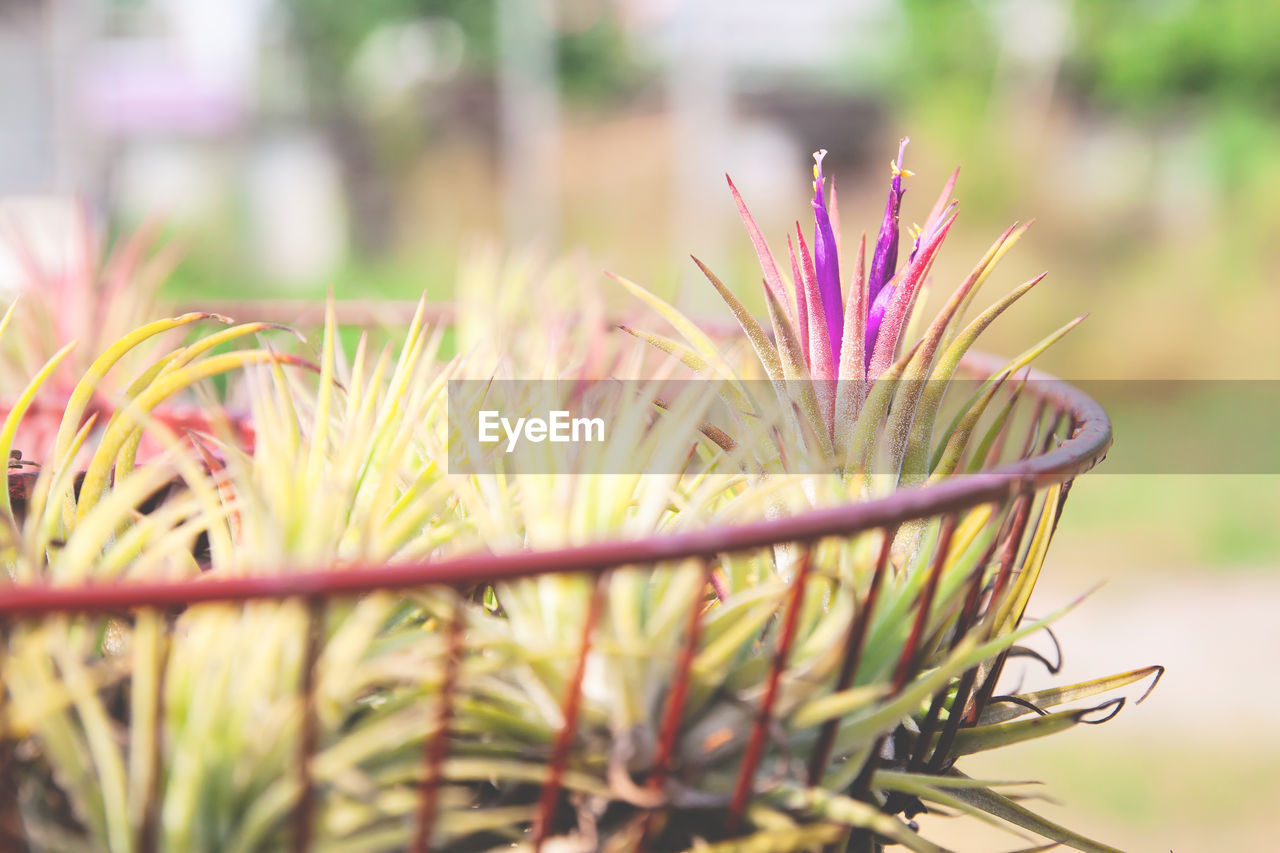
xmin=924 ymin=734 xmax=1280 ymax=851
xmin=1057 ymin=476 xmax=1280 ymax=571
xmin=163 ymin=251 xmax=455 ymax=303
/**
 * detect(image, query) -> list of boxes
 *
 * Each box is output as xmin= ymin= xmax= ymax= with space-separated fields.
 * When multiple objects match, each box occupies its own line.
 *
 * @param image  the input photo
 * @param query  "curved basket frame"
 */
xmin=0 ymin=302 xmax=1112 ymax=853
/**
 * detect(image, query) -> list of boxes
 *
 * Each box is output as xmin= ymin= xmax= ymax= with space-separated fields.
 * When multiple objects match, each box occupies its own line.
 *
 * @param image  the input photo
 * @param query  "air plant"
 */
xmin=0 ymin=214 xmax=258 ymax=469
xmin=0 ymin=144 xmax=1157 ymax=853
xmin=605 ymin=140 xmax=1160 ymax=850
xmin=617 ymin=139 xmax=1079 ymax=490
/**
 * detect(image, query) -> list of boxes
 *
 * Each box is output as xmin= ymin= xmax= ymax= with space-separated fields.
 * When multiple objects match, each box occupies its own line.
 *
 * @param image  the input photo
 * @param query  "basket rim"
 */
xmin=0 ymin=341 xmax=1110 ymax=616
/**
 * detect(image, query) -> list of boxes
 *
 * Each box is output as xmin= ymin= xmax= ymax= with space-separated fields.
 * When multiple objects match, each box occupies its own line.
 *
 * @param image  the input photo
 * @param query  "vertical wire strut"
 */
xmin=807 ymin=526 xmax=897 ymax=786
xmin=138 ymin=608 xmax=169 ymax=853
xmin=727 ymin=544 xmax=815 ymax=833
xmin=292 ymin=597 xmax=326 ymax=853
xmin=0 ymin=618 xmax=29 ymax=852
xmin=640 ymin=557 xmax=715 ymax=850
xmin=532 ymin=573 xmax=608 ymax=851
xmin=849 ymin=516 xmax=957 ymax=809
xmin=413 ymin=590 xmax=467 ymax=853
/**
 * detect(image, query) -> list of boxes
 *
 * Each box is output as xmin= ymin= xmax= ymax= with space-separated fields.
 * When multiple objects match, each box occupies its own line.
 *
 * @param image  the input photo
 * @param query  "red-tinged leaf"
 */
xmin=787 ymin=234 xmax=811 ymax=365
xmin=100 ymin=217 xmax=163 ymax=304
xmin=925 ymin=167 xmax=960 ymax=235
xmin=867 ymin=211 xmax=957 ymax=381
xmin=843 ymin=338 xmax=924 ymax=477
xmin=763 ymin=286 xmax=834 ymax=460
xmin=795 ymin=226 xmax=835 ymax=434
xmin=727 ymin=174 xmax=791 ymax=314
xmin=834 ymin=232 xmax=867 ymax=445
xmin=691 ymin=256 xmax=783 ymax=383
xmin=188 ymin=430 xmax=242 ymax=543
xmin=889 ymin=223 xmax=1021 ymax=482
xmin=794 ymin=227 xmax=830 ymax=376
xmin=77 ymin=349 xmax=319 ymax=518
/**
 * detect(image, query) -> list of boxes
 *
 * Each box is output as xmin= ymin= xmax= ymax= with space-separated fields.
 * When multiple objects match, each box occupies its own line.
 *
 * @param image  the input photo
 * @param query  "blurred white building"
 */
xmin=0 ymin=0 xmax=347 ymax=287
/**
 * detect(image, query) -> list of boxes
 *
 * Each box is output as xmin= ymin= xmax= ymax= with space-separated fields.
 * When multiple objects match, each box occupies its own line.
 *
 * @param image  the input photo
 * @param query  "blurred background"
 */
xmin=2 ymin=0 xmax=1277 ymax=848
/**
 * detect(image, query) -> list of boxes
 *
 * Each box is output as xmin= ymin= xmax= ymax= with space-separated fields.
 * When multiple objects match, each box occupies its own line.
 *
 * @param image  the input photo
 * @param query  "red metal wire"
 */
xmin=138 ymin=614 xmax=168 ymax=853
xmin=639 ymin=558 xmax=715 ymax=852
xmin=849 ymin=516 xmax=961 ymax=808
xmin=925 ymin=514 xmax=1009 ymax=772
xmin=806 ymin=525 xmax=897 ymax=786
xmin=966 ymin=493 xmax=1036 ymax=725
xmin=532 ymin=574 xmax=607 ymax=850
xmin=0 ymin=354 xmax=1110 ymax=618
xmin=0 ymin=619 xmax=25 ymax=853
xmin=891 ymin=516 xmax=958 ymax=694
xmin=727 ymin=544 xmax=816 ymax=833
xmin=647 ymin=559 xmax=714 ymax=793
xmin=412 ymin=592 xmax=467 ymax=853
xmin=292 ymin=597 xmax=327 ymax=853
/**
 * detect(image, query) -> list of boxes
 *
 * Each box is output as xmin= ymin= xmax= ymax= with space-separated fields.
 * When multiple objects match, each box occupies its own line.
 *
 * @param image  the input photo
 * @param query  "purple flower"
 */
xmin=865 ymin=276 xmax=894 ymax=363
xmin=865 ymin=138 xmax=910 ymax=365
xmin=811 ymin=150 xmax=843 ymax=365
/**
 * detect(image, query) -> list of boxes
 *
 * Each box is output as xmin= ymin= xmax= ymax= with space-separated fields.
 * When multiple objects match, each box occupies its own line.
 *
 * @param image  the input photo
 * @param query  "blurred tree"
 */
xmin=282 ymin=0 xmax=493 ymax=254
xmin=283 ymin=0 xmax=640 ymax=255
xmin=1067 ymin=0 xmax=1280 ymax=113
xmin=892 ymin=0 xmax=1280 ymax=197
xmin=1067 ymin=0 xmax=1280 ymax=195
xmin=288 ymin=0 xmax=497 ymax=90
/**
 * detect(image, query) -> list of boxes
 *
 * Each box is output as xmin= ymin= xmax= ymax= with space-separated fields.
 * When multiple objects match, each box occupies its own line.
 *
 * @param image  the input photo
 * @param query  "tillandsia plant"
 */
xmin=0 ymin=214 xmax=262 ymax=468
xmin=605 ymin=139 xmax=1162 ymax=851
xmin=616 ymin=139 xmax=1079 ymax=489
xmin=0 ymin=143 xmax=1158 ymax=853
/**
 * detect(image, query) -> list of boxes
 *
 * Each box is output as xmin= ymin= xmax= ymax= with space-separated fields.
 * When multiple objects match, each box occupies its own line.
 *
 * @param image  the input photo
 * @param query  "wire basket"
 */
xmin=0 ymin=303 xmax=1112 ymax=853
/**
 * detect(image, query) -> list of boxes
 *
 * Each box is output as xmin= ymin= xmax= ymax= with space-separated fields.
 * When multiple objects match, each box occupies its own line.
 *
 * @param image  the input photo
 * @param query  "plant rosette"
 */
xmin=0 ymin=143 xmax=1158 ymax=853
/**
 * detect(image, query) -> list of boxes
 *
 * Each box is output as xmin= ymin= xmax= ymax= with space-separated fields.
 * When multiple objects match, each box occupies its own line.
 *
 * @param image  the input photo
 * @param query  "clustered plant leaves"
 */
xmin=0 ymin=144 xmax=1158 ymax=852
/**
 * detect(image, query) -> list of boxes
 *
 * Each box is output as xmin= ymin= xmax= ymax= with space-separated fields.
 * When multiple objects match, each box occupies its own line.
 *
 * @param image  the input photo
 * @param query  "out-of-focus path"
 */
xmin=1024 ymin=567 xmax=1280 ymax=728
xmin=921 ymin=529 xmax=1280 ymax=851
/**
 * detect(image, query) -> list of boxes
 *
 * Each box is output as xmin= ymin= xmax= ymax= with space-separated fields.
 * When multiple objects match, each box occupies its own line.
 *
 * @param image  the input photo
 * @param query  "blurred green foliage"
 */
xmin=557 ymin=14 xmax=644 ymax=103
xmin=286 ymin=0 xmax=638 ymax=103
xmin=897 ymin=0 xmax=1280 ymax=109
xmin=1069 ymin=0 xmax=1280 ymax=195
xmin=892 ymin=0 xmax=997 ymax=95
xmin=1067 ymin=0 xmax=1280 ymax=113
xmin=895 ymin=0 xmax=1280 ymax=194
xmin=288 ymin=0 xmax=496 ymax=95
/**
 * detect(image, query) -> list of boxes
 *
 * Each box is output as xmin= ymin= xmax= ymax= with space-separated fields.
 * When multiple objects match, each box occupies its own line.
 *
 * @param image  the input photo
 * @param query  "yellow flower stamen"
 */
xmin=812 ymin=149 xmax=829 ymax=194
